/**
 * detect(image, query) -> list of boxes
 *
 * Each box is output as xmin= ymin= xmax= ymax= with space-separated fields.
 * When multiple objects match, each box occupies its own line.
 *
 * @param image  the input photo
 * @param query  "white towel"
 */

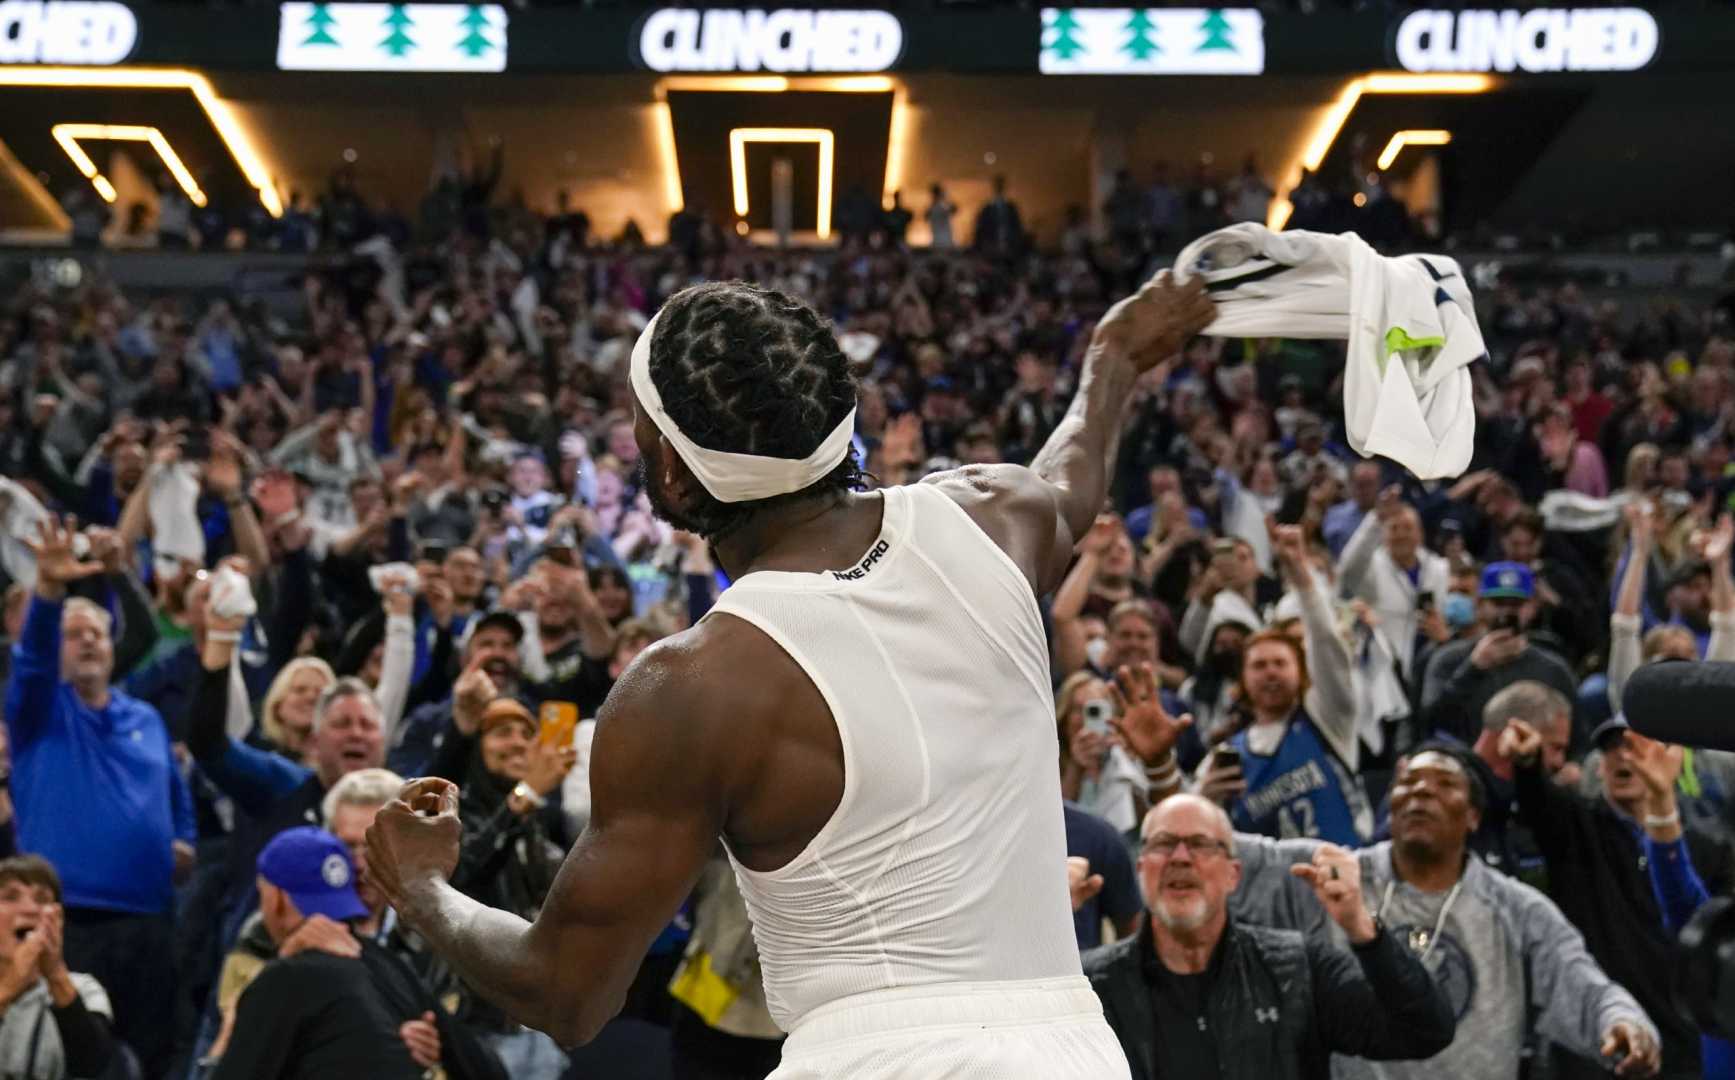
xmin=149 ymin=463 xmax=206 ymax=566
xmin=0 ymin=478 xmax=49 ymax=590
xmin=1174 ymin=223 xmax=1485 ymax=480
xmin=1539 ymin=489 xmax=1635 ymax=533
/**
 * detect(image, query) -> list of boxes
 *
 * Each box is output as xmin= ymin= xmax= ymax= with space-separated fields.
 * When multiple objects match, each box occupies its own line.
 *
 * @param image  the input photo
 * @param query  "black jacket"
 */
xmin=1514 ymin=760 xmax=1735 ymax=1079
xmin=1082 ymin=917 xmax=1454 ymax=1080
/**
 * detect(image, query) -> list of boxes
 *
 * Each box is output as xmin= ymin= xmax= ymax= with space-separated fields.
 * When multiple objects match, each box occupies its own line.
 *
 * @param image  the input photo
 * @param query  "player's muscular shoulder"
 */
xmin=922 ymin=464 xmax=1071 ymax=591
xmin=600 ymin=612 xmax=843 ymax=867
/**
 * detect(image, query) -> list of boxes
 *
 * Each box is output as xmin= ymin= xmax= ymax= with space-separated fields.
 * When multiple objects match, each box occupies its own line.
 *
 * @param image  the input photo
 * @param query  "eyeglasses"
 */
xmin=1142 ymin=833 xmax=1232 ymax=858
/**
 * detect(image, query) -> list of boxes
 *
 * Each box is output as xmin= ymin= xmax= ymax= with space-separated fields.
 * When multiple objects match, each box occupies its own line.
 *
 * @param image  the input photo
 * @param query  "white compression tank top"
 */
xmin=707 ymin=482 xmax=1084 ymax=1032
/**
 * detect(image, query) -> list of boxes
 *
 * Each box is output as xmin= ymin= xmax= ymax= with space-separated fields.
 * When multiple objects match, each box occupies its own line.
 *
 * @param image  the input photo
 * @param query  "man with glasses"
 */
xmin=1230 ymin=745 xmax=1662 ymax=1079
xmin=1082 ymin=794 xmax=1453 ymax=1080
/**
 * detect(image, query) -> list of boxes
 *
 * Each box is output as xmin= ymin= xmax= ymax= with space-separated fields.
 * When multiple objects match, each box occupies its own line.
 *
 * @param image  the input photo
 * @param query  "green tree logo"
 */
xmin=1198 ymin=9 xmax=1236 ymax=52
xmin=380 ymin=5 xmax=416 ymax=58
xmin=457 ymin=5 xmax=494 ymax=58
xmin=302 ymin=2 xmax=338 ymax=46
xmin=1044 ymin=9 xmax=1085 ymax=61
xmin=1122 ymin=9 xmax=1159 ymax=60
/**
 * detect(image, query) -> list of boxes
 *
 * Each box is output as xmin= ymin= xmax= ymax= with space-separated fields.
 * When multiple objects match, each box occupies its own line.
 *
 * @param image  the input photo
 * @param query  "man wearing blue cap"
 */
xmin=211 ymin=827 xmax=444 ymax=1080
xmin=1417 ymin=561 xmax=1577 ymax=745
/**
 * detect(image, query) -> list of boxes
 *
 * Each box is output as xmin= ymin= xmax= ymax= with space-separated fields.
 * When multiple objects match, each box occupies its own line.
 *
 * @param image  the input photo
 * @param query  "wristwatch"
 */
xmin=511 ymin=782 xmax=547 ymax=810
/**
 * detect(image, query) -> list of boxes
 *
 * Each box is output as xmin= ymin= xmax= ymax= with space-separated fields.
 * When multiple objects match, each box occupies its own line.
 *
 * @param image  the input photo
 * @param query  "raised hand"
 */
xmin=1271 ymin=523 xmax=1309 ymax=570
xmin=365 ymin=778 xmax=463 ymax=914
xmin=1496 ymin=718 xmax=1543 ymax=764
xmin=1626 ymin=734 xmax=1683 ymax=809
xmin=35 ymin=904 xmax=68 ymax=985
xmin=1109 ymin=663 xmax=1192 ymax=767
xmin=1093 ymin=271 xmax=1217 ymax=374
xmin=521 ymin=738 xmax=579 ymax=800
xmin=1470 ymin=629 xmax=1527 ymax=672
xmin=1623 ymin=499 xmax=1654 ymax=550
xmin=1197 ymin=753 xmax=1246 ymax=808
xmin=82 ymin=526 xmax=124 ymax=575
xmin=251 ymin=469 xmax=298 ymax=521
xmin=1289 ymin=843 xmax=1377 ymax=944
xmin=203 ymin=429 xmax=246 ymax=498
xmin=25 ymin=517 xmax=103 ymax=598
xmin=1705 ymin=513 xmax=1734 ymax=565
xmin=378 ymin=569 xmax=415 ymax=618
xmin=1079 ymin=514 xmax=1121 ymax=557
xmin=451 ymin=656 xmax=498 ymax=736
xmin=1067 ymin=725 xmax=1110 ymax=777
xmin=1067 ymin=856 xmax=1104 ymax=913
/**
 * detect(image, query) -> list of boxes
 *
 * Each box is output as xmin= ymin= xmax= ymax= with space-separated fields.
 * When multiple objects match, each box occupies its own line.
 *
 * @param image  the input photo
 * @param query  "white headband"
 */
xmin=629 ymin=310 xmax=857 ymax=504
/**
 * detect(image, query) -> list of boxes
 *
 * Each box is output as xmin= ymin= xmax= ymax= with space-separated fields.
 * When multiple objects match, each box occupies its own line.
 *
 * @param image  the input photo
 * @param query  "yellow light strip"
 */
xmin=728 ymin=127 xmax=834 ymax=239
xmin=0 ymin=136 xmax=70 ymax=230
xmin=655 ymin=74 xmax=896 ymax=99
xmin=52 ymin=124 xmax=208 ymax=208
xmin=1268 ymin=72 xmax=1493 ymax=230
xmin=92 ymin=175 xmax=118 ymax=203
xmin=1376 ymin=129 xmax=1452 ymax=171
xmin=0 ymin=67 xmax=282 ymax=216
xmin=881 ymin=86 xmax=908 ymax=211
xmin=652 ymin=100 xmax=683 ymax=215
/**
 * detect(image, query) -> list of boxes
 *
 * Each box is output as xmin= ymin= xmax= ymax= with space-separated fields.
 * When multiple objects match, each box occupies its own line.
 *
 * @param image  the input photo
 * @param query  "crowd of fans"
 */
xmin=2 ymin=170 xmax=1734 ymax=1080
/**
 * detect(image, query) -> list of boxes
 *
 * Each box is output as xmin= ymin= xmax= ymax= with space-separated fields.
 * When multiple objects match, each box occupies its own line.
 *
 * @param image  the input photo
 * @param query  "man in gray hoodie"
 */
xmin=1229 ymin=743 xmax=1662 ymax=1079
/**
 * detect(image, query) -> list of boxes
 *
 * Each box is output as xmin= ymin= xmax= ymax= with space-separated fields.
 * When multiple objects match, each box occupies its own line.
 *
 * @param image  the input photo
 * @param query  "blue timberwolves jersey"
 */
xmin=1229 ymin=712 xmax=1372 ymax=846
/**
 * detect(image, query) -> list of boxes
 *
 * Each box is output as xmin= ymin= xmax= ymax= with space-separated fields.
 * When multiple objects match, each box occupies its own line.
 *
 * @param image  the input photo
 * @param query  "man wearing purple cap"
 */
xmin=211 ymin=827 xmax=446 ymax=1080
xmin=1418 ymin=561 xmax=1577 ymax=745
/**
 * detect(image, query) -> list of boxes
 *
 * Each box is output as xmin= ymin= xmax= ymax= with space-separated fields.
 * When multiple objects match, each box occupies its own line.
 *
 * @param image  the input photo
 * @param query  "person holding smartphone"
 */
xmin=1417 ymin=563 xmax=1577 ymax=746
xmin=1199 ymin=525 xmax=1368 ymax=847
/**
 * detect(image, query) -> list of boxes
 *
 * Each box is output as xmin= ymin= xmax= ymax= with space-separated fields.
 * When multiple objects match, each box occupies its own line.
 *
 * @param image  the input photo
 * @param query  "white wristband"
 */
xmin=206 ymin=630 xmax=242 ymax=643
xmin=1644 ymin=811 xmax=1681 ymax=830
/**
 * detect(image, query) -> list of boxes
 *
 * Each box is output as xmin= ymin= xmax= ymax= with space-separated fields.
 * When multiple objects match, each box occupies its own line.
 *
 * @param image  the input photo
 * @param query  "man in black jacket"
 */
xmin=1500 ymin=712 xmax=1734 ymax=1080
xmin=1082 ymin=794 xmax=1454 ymax=1080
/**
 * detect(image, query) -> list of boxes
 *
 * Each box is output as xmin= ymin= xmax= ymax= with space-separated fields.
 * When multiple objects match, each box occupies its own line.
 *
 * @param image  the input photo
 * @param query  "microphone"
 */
xmin=1622 ymin=661 xmax=1735 ymax=752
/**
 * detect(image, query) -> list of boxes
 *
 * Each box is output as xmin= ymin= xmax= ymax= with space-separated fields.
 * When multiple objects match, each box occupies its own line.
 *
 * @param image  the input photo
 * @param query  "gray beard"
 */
xmin=1152 ymin=895 xmax=1211 ymax=933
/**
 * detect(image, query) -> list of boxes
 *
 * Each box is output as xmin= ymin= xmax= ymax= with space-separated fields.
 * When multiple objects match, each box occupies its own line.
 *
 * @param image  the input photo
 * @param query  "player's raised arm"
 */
xmin=926 ymin=273 xmax=1214 ymax=594
xmin=364 ymin=638 xmax=735 ymax=1045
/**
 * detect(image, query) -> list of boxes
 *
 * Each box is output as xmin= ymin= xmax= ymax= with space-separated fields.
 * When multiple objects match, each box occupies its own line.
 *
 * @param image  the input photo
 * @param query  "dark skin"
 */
xmin=366 ymin=274 xmax=1216 ymax=1045
xmin=1387 ymin=753 xmax=1659 ymax=1076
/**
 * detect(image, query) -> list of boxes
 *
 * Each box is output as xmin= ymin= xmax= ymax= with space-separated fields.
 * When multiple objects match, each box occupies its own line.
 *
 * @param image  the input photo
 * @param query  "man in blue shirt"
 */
xmin=5 ymin=517 xmax=194 ymax=1077
xmin=1322 ymin=459 xmax=1382 ymax=558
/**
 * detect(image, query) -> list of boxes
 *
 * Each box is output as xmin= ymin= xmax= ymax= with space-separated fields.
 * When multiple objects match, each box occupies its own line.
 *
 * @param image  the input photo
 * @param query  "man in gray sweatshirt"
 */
xmin=1229 ymin=743 xmax=1662 ymax=1079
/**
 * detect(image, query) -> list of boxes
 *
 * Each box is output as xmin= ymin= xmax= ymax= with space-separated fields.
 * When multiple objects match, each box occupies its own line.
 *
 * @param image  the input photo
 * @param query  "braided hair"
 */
xmin=643 ymin=281 xmax=862 ymax=539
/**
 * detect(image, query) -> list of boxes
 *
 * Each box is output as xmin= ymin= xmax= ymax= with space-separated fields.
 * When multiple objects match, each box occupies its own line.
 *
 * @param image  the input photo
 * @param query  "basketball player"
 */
xmin=366 ymin=274 xmax=1216 ymax=1076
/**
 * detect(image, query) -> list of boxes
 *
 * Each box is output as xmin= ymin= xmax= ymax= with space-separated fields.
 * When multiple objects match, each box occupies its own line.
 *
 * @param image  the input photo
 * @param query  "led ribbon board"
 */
xmin=639 ymin=9 xmax=902 ymax=73
xmin=0 ymin=1 xmax=137 ymax=65
xmin=1394 ymin=8 xmax=1658 ymax=73
xmin=278 ymin=3 xmax=507 ymax=72
xmin=1040 ymin=8 xmax=1264 ymax=75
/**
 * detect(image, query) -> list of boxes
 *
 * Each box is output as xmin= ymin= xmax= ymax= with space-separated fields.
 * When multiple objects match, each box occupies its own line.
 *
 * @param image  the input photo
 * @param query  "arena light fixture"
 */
xmin=881 ymin=84 xmax=909 ymax=211
xmin=0 ymin=67 xmax=283 ymax=217
xmin=1376 ymin=129 xmax=1453 ymax=171
xmin=654 ymin=75 xmax=895 ymax=99
xmin=728 ymin=127 xmax=834 ymax=238
xmin=53 ymin=124 xmax=207 ymax=207
xmin=652 ymin=100 xmax=684 ymax=215
xmin=0 ymin=136 xmax=71 ymax=229
xmin=1268 ymin=73 xmax=1492 ymax=230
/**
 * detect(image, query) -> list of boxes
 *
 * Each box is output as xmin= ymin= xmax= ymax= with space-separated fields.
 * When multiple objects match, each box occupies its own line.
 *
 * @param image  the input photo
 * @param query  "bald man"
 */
xmin=1337 ymin=485 xmax=1450 ymax=681
xmin=1082 ymin=795 xmax=1451 ymax=1080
